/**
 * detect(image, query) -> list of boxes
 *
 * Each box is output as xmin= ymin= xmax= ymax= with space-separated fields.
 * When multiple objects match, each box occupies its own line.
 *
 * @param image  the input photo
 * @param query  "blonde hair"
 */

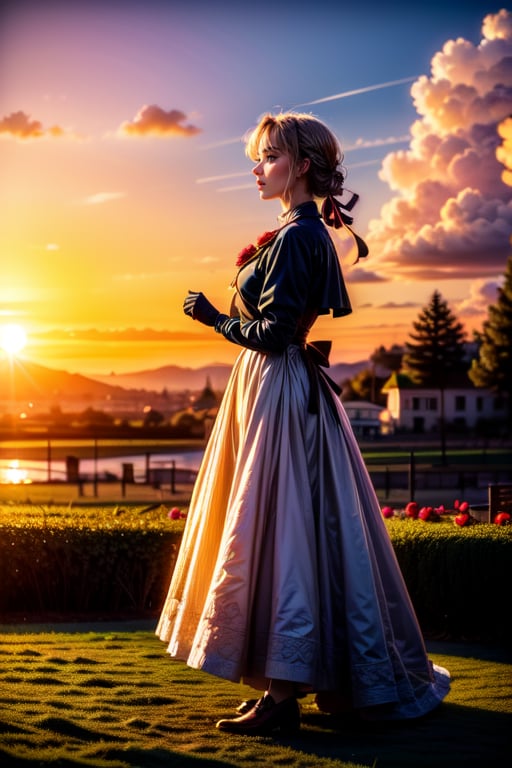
xmin=245 ymin=112 xmax=345 ymax=200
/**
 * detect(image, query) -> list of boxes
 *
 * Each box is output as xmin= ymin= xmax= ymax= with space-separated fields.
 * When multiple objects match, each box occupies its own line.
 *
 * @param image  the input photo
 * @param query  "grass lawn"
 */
xmin=0 ymin=623 xmax=510 ymax=768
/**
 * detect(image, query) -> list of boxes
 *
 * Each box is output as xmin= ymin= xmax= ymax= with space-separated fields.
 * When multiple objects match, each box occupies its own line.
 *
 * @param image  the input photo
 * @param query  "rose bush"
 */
xmin=379 ymin=497 xmax=510 ymax=527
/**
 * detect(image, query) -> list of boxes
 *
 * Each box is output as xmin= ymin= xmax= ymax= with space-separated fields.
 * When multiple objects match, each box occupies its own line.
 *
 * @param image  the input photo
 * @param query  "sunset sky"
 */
xmin=1 ymin=0 xmax=511 ymax=377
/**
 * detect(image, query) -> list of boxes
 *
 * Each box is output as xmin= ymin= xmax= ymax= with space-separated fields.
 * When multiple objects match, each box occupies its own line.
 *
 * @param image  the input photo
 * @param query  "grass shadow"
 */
xmin=282 ymin=701 xmax=512 ymax=768
xmin=0 ymin=627 xmax=510 ymax=768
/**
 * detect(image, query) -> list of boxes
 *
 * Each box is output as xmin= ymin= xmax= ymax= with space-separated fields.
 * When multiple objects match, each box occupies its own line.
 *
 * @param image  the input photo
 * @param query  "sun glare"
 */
xmin=0 ymin=460 xmax=31 ymax=485
xmin=0 ymin=323 xmax=27 ymax=356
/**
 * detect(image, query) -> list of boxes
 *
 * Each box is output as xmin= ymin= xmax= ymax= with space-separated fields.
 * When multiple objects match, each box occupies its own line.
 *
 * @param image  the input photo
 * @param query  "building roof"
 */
xmin=381 ymin=373 xmax=415 ymax=392
xmin=343 ymin=400 xmax=385 ymax=414
xmin=381 ymin=370 xmax=481 ymax=392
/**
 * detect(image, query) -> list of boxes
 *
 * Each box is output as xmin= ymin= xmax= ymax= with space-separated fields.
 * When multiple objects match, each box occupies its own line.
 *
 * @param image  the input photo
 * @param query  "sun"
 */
xmin=0 ymin=323 xmax=28 ymax=356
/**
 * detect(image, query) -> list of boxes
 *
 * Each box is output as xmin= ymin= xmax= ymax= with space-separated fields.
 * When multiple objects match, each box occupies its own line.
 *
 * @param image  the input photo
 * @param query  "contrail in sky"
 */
xmin=201 ymin=77 xmax=418 ymax=152
xmin=293 ymin=76 xmax=418 ymax=107
xmin=196 ymin=171 xmax=247 ymax=184
xmin=197 ymin=138 xmax=408 ymax=185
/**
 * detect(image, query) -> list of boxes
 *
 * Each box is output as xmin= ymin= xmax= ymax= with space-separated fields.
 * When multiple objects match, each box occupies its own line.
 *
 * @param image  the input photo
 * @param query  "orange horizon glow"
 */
xmin=1 ymin=5 xmax=510 ymax=377
xmin=2 ymin=295 xmax=488 ymax=378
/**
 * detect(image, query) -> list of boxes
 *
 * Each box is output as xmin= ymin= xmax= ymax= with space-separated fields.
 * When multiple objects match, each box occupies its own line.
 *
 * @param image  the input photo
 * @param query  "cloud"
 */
xmin=0 ymin=110 xmax=66 ymax=140
xmin=346 ymin=267 xmax=386 ymax=283
xmin=497 ymin=115 xmax=512 ymax=187
xmin=218 ymin=183 xmax=254 ymax=193
xmin=456 ymin=277 xmax=501 ymax=317
xmin=119 ymin=105 xmax=201 ymax=138
xmin=200 ymin=136 xmax=243 ymax=150
xmin=34 ymin=327 xmax=204 ymax=343
xmin=83 ymin=192 xmax=126 ymax=205
xmin=196 ymin=171 xmax=248 ymax=184
xmin=345 ymin=135 xmax=411 ymax=151
xmin=378 ymin=301 xmax=420 ymax=309
xmin=198 ymin=256 xmax=219 ymax=264
xmin=363 ymin=9 xmax=512 ymax=281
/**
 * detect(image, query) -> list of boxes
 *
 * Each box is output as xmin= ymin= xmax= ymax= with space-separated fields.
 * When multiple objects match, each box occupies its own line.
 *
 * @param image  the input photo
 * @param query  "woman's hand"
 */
xmin=183 ymin=291 xmax=220 ymax=327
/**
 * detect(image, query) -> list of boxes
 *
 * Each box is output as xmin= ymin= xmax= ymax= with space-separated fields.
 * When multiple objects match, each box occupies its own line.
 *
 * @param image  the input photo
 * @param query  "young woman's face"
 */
xmin=252 ymin=138 xmax=292 ymax=205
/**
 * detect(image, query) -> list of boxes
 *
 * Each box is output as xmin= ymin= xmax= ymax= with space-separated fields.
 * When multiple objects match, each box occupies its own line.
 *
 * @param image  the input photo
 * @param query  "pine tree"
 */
xmin=403 ymin=290 xmax=467 ymax=386
xmin=403 ymin=291 xmax=467 ymax=459
xmin=469 ymin=255 xmax=512 ymax=425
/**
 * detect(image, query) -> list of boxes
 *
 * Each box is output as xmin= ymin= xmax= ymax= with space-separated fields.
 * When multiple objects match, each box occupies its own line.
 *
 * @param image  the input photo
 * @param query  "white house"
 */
xmin=381 ymin=372 xmax=508 ymax=433
xmin=343 ymin=400 xmax=386 ymax=438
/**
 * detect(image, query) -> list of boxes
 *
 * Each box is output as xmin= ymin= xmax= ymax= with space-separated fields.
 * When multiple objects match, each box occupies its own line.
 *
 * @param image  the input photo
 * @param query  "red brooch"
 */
xmin=236 ymin=229 xmax=281 ymax=267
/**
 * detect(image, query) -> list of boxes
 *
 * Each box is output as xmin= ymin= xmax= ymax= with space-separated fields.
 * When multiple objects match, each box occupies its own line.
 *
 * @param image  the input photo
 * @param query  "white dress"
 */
xmin=157 ymin=203 xmax=450 ymax=719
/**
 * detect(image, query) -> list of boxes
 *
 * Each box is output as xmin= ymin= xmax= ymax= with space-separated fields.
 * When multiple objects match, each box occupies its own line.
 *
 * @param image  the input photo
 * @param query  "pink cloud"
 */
xmin=347 ymin=267 xmax=386 ymax=283
xmin=456 ymin=277 xmax=501 ymax=317
xmin=119 ymin=105 xmax=201 ymax=138
xmin=497 ymin=115 xmax=512 ymax=187
xmin=363 ymin=9 xmax=512 ymax=282
xmin=0 ymin=110 xmax=65 ymax=140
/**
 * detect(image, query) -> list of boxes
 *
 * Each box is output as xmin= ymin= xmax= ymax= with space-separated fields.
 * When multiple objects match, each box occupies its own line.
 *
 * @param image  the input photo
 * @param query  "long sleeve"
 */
xmin=215 ymin=226 xmax=315 ymax=353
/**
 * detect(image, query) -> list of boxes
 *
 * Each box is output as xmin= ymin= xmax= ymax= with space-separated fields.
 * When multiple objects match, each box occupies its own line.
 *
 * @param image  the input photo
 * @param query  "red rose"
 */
xmin=454 ymin=512 xmax=470 ymax=526
xmin=381 ymin=506 xmax=394 ymax=518
xmin=494 ymin=512 xmax=511 ymax=525
xmin=405 ymin=501 xmax=419 ymax=518
xmin=169 ymin=507 xmax=181 ymax=520
xmin=235 ymin=244 xmax=258 ymax=266
xmin=418 ymin=506 xmax=433 ymax=521
xmin=256 ymin=230 xmax=279 ymax=246
xmin=235 ymin=228 xmax=281 ymax=267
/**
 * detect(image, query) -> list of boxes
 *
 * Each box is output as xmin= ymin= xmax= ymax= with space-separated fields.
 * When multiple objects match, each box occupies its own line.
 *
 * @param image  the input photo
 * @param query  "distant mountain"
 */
xmin=0 ymin=358 xmax=371 ymax=405
xmin=0 ymin=358 xmax=135 ymax=402
xmin=93 ymin=359 xmax=370 ymax=392
xmin=330 ymin=360 xmax=370 ymax=384
xmin=93 ymin=364 xmax=234 ymax=392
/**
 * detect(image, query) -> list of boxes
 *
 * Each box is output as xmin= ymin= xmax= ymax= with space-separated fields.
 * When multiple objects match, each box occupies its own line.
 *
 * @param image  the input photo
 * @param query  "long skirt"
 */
xmin=156 ymin=346 xmax=450 ymax=719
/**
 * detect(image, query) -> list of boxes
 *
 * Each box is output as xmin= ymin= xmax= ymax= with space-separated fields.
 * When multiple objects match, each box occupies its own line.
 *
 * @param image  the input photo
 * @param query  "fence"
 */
xmin=0 ymin=438 xmax=199 ymax=498
xmin=1 ymin=440 xmax=511 ymax=503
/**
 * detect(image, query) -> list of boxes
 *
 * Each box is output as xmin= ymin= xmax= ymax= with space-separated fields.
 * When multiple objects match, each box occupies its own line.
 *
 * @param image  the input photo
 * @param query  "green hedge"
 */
xmin=0 ymin=504 xmax=181 ymax=616
xmin=387 ymin=519 xmax=511 ymax=641
xmin=0 ymin=505 xmax=510 ymax=640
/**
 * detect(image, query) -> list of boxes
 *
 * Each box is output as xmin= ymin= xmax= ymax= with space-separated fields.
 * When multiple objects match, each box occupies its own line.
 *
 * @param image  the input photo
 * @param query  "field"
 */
xmin=0 ymin=624 xmax=510 ymax=768
xmin=1 ymin=438 xmax=511 ymax=766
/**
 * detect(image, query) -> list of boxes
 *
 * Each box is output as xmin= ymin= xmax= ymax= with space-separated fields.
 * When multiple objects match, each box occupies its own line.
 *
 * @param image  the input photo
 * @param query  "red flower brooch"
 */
xmin=236 ymin=229 xmax=281 ymax=267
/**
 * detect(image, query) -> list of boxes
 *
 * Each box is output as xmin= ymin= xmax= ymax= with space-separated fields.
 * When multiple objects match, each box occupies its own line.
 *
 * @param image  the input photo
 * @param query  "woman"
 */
xmin=157 ymin=111 xmax=450 ymax=735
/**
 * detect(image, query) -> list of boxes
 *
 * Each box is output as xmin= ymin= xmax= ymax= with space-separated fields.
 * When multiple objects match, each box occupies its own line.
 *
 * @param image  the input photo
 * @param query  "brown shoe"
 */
xmin=236 ymin=698 xmax=258 ymax=714
xmin=236 ymin=690 xmax=307 ymax=714
xmin=217 ymin=694 xmax=300 ymax=736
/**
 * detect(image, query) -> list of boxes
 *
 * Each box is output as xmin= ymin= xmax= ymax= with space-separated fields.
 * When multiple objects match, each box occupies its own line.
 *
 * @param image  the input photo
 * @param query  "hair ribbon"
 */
xmin=321 ymin=193 xmax=369 ymax=261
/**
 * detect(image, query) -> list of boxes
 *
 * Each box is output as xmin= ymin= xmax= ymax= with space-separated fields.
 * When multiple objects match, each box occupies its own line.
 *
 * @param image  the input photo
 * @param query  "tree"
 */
xmin=469 ymin=255 xmax=512 ymax=428
xmin=79 ymin=407 xmax=114 ymax=427
xmin=403 ymin=291 xmax=467 ymax=385
xmin=143 ymin=408 xmax=165 ymax=428
xmin=402 ymin=291 xmax=467 ymax=457
xmin=370 ymin=344 xmax=404 ymax=373
xmin=341 ymin=368 xmax=387 ymax=405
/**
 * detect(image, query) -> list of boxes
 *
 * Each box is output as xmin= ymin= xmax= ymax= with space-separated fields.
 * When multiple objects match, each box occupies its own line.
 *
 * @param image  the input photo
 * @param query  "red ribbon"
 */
xmin=321 ymin=194 xmax=369 ymax=261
